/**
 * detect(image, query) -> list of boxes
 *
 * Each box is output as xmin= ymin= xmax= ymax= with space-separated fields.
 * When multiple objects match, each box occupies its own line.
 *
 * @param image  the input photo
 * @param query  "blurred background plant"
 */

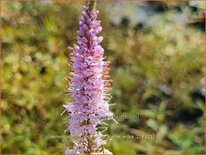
xmin=1 ymin=0 xmax=205 ymax=154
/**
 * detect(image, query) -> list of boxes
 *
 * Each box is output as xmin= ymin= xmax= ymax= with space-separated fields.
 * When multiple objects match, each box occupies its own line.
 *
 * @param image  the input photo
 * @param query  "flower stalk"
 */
xmin=64 ymin=0 xmax=113 ymax=154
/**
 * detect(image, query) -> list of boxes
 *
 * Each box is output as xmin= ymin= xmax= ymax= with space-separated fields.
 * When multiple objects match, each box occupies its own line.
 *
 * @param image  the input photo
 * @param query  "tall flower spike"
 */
xmin=64 ymin=0 xmax=114 ymax=154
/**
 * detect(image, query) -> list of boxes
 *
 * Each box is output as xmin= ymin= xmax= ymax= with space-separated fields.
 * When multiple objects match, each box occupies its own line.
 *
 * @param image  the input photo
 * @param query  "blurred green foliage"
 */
xmin=1 ymin=0 xmax=205 ymax=154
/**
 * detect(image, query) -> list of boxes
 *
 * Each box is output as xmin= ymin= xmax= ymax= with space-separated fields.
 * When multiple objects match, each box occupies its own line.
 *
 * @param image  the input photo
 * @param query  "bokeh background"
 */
xmin=1 ymin=0 xmax=205 ymax=154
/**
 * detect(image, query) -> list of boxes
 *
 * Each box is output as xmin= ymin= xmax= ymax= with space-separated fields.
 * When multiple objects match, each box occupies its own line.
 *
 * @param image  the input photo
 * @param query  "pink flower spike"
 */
xmin=64 ymin=0 xmax=114 ymax=154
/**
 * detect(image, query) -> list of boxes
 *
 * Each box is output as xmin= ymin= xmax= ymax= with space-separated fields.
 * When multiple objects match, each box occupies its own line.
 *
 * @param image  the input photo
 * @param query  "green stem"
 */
xmin=88 ymin=0 xmax=96 ymax=10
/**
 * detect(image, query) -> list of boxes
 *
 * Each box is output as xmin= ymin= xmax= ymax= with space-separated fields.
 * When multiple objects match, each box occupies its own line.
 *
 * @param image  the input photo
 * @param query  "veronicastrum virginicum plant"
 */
xmin=63 ymin=0 xmax=115 ymax=154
